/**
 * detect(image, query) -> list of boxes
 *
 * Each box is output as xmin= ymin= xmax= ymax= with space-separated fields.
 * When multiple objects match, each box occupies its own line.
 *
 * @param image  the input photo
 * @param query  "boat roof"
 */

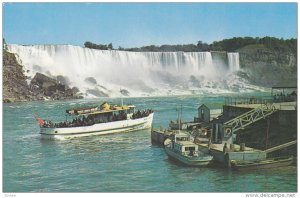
xmin=176 ymin=141 xmax=198 ymax=147
xmin=66 ymin=102 xmax=136 ymax=116
xmin=175 ymin=131 xmax=190 ymax=136
xmin=79 ymin=106 xmax=134 ymax=116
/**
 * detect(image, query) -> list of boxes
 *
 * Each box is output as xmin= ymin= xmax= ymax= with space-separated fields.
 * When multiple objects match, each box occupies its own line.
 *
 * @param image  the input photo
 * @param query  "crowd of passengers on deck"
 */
xmin=42 ymin=109 xmax=153 ymax=128
xmin=132 ymin=109 xmax=153 ymax=119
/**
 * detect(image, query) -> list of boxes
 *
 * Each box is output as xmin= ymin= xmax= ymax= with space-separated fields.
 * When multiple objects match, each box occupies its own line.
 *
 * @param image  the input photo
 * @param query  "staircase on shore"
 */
xmin=224 ymin=103 xmax=277 ymax=134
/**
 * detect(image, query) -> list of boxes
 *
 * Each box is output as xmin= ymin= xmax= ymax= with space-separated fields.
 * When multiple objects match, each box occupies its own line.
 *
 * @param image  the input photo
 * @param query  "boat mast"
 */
xmin=177 ymin=104 xmax=182 ymax=131
xmin=120 ymin=87 xmax=124 ymax=106
xmin=179 ymin=104 xmax=182 ymax=130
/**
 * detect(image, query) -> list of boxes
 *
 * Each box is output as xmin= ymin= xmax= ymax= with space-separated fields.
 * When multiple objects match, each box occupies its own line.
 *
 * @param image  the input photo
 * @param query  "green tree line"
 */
xmin=84 ymin=41 xmax=113 ymax=50
xmin=84 ymin=37 xmax=296 ymax=53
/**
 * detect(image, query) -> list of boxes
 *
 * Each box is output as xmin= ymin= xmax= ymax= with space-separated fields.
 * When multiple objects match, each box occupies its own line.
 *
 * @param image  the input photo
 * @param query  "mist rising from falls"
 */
xmin=6 ymin=44 xmax=259 ymax=97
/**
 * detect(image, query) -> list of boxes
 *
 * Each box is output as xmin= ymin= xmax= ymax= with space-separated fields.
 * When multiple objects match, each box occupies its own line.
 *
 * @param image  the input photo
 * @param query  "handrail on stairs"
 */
xmin=224 ymin=103 xmax=277 ymax=134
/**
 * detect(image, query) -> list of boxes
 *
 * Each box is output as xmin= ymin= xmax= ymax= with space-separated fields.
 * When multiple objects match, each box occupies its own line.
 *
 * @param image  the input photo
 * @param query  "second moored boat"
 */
xmin=164 ymin=131 xmax=213 ymax=166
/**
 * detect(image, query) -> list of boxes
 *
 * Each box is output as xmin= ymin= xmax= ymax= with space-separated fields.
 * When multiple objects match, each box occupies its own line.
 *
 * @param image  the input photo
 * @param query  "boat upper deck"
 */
xmin=176 ymin=141 xmax=197 ymax=147
xmin=75 ymin=106 xmax=134 ymax=116
xmin=66 ymin=102 xmax=136 ymax=116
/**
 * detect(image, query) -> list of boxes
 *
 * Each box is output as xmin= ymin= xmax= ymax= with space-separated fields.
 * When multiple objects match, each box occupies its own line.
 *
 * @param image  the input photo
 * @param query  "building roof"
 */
xmin=198 ymin=103 xmax=218 ymax=110
xmin=198 ymin=104 xmax=209 ymax=109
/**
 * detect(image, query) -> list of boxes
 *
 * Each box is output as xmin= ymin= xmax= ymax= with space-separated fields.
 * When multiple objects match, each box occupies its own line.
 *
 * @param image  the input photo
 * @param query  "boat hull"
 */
xmin=165 ymin=146 xmax=213 ymax=166
xmin=40 ymin=113 xmax=154 ymax=140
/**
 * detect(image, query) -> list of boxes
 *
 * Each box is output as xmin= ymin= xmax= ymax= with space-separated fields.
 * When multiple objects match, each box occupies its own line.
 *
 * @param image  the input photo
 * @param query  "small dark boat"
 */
xmin=230 ymin=156 xmax=294 ymax=170
xmin=164 ymin=131 xmax=213 ymax=166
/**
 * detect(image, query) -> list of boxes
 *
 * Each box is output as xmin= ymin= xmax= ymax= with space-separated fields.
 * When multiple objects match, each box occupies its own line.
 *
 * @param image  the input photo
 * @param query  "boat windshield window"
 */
xmin=185 ymin=147 xmax=196 ymax=151
xmin=177 ymin=137 xmax=188 ymax=141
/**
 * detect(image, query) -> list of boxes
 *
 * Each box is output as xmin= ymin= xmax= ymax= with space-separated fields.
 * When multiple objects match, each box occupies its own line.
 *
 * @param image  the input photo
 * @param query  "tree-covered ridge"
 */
xmin=211 ymin=37 xmax=296 ymax=54
xmin=84 ymin=41 xmax=113 ymax=50
xmin=84 ymin=37 xmax=297 ymax=53
xmin=83 ymin=37 xmax=297 ymax=87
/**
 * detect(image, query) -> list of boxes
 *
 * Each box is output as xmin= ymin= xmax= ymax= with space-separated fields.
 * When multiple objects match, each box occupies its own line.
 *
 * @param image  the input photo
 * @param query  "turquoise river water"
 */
xmin=3 ymin=94 xmax=297 ymax=192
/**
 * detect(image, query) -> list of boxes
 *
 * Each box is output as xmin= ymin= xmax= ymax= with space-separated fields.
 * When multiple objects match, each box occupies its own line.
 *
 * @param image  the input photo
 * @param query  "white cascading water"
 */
xmin=227 ymin=52 xmax=240 ymax=72
xmin=7 ymin=44 xmax=245 ymax=97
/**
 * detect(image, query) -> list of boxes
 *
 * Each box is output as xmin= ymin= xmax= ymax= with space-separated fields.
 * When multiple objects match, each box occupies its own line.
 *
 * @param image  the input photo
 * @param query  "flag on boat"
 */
xmin=34 ymin=114 xmax=45 ymax=126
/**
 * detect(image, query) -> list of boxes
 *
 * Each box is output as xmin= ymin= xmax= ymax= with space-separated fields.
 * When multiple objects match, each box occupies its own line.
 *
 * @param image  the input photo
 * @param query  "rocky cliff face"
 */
xmin=3 ymin=50 xmax=31 ymax=102
xmin=238 ymin=44 xmax=297 ymax=87
xmin=29 ymin=72 xmax=83 ymax=101
xmin=3 ymin=50 xmax=83 ymax=102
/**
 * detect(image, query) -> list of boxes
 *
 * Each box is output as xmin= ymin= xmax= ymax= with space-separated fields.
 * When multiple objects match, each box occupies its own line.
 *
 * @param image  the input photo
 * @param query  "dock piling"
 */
xmin=240 ymin=143 xmax=245 ymax=151
xmin=230 ymin=144 xmax=235 ymax=151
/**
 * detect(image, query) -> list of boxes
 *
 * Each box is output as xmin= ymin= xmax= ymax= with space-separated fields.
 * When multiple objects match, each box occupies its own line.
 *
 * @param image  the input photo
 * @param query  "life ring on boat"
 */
xmin=225 ymin=128 xmax=232 ymax=136
xmin=230 ymin=160 xmax=237 ymax=166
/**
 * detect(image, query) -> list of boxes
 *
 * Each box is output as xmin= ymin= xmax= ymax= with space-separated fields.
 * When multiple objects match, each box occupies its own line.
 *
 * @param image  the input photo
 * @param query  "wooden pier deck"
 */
xmin=199 ymin=143 xmax=258 ymax=152
xmin=229 ymin=102 xmax=296 ymax=111
xmin=198 ymin=143 xmax=267 ymax=167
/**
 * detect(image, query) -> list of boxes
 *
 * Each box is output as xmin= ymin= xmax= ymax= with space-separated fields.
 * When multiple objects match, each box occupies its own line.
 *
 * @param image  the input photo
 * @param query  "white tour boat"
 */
xmin=165 ymin=131 xmax=213 ymax=166
xmin=37 ymin=102 xmax=154 ymax=140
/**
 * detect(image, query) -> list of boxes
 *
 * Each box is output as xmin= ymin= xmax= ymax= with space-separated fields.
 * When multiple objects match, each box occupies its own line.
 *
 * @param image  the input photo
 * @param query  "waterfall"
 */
xmin=7 ymin=44 xmax=241 ymax=96
xmin=227 ymin=52 xmax=240 ymax=72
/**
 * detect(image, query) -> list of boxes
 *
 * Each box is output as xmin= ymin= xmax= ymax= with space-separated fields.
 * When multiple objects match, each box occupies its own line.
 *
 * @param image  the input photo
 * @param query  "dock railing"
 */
xmin=278 ymin=103 xmax=297 ymax=110
xmin=224 ymin=96 xmax=274 ymax=106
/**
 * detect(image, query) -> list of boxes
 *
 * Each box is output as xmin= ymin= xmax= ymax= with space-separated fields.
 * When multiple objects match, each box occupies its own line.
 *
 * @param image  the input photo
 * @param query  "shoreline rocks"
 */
xmin=3 ymin=50 xmax=83 ymax=103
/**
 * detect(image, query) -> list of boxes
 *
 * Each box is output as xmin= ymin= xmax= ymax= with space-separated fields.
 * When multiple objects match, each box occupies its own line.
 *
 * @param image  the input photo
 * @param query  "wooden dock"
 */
xmin=151 ymin=128 xmax=296 ymax=169
xmin=151 ymin=96 xmax=297 ymax=169
xmin=198 ymin=143 xmax=267 ymax=167
xmin=151 ymin=128 xmax=267 ymax=167
xmin=230 ymin=102 xmax=296 ymax=111
xmin=151 ymin=128 xmax=176 ymax=146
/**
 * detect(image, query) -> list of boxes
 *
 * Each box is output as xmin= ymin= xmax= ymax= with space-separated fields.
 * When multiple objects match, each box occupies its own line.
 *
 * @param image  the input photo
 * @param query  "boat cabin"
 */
xmin=172 ymin=141 xmax=199 ymax=157
xmin=172 ymin=131 xmax=191 ymax=142
xmin=168 ymin=132 xmax=199 ymax=156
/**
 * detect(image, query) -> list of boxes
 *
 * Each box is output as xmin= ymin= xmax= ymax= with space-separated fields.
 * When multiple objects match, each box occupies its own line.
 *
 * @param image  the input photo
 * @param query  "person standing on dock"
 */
xmin=223 ymin=143 xmax=231 ymax=168
xmin=223 ymin=143 xmax=229 ymax=154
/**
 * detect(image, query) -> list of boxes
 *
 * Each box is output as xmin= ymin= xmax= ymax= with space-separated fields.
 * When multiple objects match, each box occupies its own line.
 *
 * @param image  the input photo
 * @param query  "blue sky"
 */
xmin=3 ymin=2 xmax=297 ymax=48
